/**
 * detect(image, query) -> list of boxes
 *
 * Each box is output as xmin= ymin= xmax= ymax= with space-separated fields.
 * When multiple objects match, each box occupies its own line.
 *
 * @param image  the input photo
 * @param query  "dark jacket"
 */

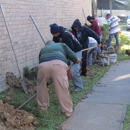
xmin=71 ymin=19 xmax=100 ymax=49
xmin=53 ymin=26 xmax=82 ymax=53
xmin=39 ymin=42 xmax=78 ymax=64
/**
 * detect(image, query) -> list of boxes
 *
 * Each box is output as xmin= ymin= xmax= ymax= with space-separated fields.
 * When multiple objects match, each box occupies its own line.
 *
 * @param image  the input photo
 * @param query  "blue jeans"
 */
xmin=97 ymin=35 xmax=102 ymax=54
xmin=107 ymin=32 xmax=119 ymax=48
xmin=70 ymin=51 xmax=83 ymax=89
xmin=88 ymin=42 xmax=97 ymax=66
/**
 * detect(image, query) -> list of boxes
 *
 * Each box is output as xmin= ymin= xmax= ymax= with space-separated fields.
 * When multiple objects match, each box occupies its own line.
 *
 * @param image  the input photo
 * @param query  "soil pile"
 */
xmin=6 ymin=72 xmax=36 ymax=93
xmin=0 ymin=100 xmax=39 ymax=130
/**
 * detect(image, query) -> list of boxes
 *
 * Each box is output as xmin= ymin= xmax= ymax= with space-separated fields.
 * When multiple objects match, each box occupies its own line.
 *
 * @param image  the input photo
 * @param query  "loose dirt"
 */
xmin=6 ymin=72 xmax=36 ymax=94
xmin=0 ymin=100 xmax=39 ymax=130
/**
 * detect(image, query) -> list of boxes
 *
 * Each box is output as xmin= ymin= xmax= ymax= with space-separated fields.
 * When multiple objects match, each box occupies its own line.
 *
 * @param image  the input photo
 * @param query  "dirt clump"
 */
xmin=0 ymin=100 xmax=39 ymax=130
xmin=6 ymin=72 xmax=22 ymax=89
xmin=6 ymin=72 xmax=36 ymax=94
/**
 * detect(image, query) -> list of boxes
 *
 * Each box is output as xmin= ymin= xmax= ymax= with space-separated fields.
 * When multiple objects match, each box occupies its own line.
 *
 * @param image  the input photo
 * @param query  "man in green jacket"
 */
xmin=37 ymin=41 xmax=81 ymax=117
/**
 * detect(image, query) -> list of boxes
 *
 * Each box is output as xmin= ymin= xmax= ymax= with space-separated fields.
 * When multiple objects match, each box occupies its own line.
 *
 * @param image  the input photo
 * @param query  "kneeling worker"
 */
xmin=37 ymin=41 xmax=81 ymax=117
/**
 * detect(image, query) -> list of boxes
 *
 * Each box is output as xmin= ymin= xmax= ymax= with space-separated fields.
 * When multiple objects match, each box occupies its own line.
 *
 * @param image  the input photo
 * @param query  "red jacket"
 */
xmin=90 ymin=19 xmax=102 ymax=36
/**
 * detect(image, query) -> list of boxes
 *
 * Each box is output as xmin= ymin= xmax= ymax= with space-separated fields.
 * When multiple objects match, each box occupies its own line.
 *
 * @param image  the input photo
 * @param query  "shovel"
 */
xmin=0 ymin=5 xmax=28 ymax=93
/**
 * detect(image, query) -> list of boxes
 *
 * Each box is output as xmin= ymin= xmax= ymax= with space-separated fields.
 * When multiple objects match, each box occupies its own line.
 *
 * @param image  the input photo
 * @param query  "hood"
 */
xmin=71 ymin=19 xmax=83 ymax=31
xmin=59 ymin=26 xmax=67 ymax=37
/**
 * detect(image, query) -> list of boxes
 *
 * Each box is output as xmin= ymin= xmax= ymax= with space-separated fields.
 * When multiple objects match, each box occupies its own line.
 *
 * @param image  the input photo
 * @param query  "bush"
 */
xmin=101 ymin=24 xmax=109 ymax=45
xmin=23 ymin=66 xmax=38 ymax=81
xmin=119 ymin=34 xmax=130 ymax=45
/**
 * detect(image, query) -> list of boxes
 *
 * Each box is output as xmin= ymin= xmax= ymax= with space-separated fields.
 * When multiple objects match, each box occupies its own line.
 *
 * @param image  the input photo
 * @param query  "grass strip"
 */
xmin=0 ymin=52 xmax=130 ymax=130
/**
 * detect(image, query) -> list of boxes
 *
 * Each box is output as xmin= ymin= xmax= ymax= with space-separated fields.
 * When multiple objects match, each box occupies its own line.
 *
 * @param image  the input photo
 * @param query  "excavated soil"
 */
xmin=0 ymin=100 xmax=39 ymax=130
xmin=6 ymin=72 xmax=36 ymax=94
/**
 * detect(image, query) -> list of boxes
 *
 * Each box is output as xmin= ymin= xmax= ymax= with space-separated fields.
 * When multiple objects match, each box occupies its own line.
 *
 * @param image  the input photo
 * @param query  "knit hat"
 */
xmin=50 ymin=23 xmax=60 ymax=34
xmin=87 ymin=15 xmax=94 ymax=21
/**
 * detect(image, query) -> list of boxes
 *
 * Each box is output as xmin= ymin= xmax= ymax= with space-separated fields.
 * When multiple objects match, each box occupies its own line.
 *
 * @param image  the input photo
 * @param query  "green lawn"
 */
xmin=123 ymin=105 xmax=130 ymax=130
xmin=0 ymin=52 xmax=130 ymax=130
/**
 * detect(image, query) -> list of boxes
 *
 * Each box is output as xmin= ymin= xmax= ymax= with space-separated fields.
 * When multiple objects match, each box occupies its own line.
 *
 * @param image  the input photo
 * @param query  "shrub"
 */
xmin=119 ymin=34 xmax=130 ymax=45
xmin=23 ymin=66 xmax=38 ymax=81
xmin=101 ymin=24 xmax=109 ymax=45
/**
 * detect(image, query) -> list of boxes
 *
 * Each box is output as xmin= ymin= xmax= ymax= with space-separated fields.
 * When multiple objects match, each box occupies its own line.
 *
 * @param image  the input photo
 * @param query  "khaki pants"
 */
xmin=37 ymin=60 xmax=73 ymax=116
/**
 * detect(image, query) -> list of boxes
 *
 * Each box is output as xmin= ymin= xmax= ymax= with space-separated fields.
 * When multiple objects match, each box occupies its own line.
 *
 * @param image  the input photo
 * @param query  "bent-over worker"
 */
xmin=37 ymin=41 xmax=81 ymax=117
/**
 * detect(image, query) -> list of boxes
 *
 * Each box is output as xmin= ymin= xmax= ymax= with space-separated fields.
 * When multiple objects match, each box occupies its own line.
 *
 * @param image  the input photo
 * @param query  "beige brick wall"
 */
xmin=0 ymin=0 xmax=92 ymax=92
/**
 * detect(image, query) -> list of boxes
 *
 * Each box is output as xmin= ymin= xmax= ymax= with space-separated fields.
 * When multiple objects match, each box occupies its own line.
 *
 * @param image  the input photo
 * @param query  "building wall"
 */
xmin=0 ymin=0 xmax=92 ymax=92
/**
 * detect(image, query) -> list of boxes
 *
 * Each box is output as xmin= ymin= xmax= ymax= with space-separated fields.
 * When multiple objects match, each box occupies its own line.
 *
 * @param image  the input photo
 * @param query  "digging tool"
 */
xmin=16 ymin=93 xmax=37 ymax=109
xmin=16 ymin=46 xmax=97 ymax=109
xmin=0 ymin=5 xmax=28 ymax=93
xmin=82 ymin=46 xmax=97 ymax=52
xmin=30 ymin=15 xmax=46 ymax=44
xmin=82 ymin=9 xmax=87 ymax=25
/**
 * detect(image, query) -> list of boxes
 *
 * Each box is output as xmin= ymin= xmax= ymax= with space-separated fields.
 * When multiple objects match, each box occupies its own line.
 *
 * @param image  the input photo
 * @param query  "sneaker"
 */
xmin=65 ymin=112 xmax=72 ymax=118
xmin=74 ymin=88 xmax=82 ymax=92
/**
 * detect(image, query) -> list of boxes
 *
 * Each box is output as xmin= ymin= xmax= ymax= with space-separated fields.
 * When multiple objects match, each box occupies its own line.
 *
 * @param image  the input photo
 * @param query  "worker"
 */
xmin=71 ymin=19 xmax=101 ymax=76
xmin=105 ymin=13 xmax=120 ymax=48
xmin=88 ymin=37 xmax=98 ymax=66
xmin=50 ymin=23 xmax=83 ymax=92
xmin=87 ymin=15 xmax=103 ymax=62
xmin=37 ymin=41 xmax=81 ymax=117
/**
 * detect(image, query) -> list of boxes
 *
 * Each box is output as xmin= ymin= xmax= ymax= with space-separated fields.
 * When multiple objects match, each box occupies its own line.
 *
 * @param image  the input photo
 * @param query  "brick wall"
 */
xmin=0 ymin=0 xmax=92 ymax=92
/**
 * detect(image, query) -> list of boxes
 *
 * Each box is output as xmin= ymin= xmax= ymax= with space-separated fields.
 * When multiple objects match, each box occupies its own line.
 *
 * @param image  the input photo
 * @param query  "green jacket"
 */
xmin=39 ymin=42 xmax=78 ymax=64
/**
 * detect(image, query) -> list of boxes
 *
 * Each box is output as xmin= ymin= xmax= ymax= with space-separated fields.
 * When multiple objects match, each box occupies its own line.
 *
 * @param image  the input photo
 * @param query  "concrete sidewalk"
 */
xmin=62 ymin=60 xmax=130 ymax=130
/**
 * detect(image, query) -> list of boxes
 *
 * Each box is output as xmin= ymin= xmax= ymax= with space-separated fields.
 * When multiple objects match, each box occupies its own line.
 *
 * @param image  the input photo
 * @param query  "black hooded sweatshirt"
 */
xmin=53 ymin=26 xmax=82 ymax=53
xmin=71 ymin=19 xmax=100 ymax=49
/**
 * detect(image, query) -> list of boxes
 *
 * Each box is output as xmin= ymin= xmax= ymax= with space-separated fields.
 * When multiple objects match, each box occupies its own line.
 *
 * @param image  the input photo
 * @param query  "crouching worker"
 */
xmin=37 ymin=41 xmax=81 ymax=117
xmin=88 ymin=37 xmax=98 ymax=66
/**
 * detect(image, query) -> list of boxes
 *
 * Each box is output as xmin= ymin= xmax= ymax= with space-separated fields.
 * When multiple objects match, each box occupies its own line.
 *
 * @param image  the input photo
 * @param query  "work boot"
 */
xmin=93 ymin=53 xmax=100 ymax=63
xmin=114 ymin=44 xmax=121 ymax=54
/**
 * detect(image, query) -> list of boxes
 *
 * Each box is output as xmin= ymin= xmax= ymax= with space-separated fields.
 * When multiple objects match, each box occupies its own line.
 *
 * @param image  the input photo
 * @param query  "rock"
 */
xmin=33 ymin=120 xmax=40 ymax=126
xmin=23 ymin=116 xmax=35 ymax=125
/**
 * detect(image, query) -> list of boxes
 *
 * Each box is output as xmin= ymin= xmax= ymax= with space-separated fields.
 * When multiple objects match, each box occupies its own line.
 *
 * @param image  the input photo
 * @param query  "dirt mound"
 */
xmin=0 ymin=100 xmax=39 ymax=130
xmin=6 ymin=72 xmax=36 ymax=93
xmin=6 ymin=72 xmax=22 ymax=89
